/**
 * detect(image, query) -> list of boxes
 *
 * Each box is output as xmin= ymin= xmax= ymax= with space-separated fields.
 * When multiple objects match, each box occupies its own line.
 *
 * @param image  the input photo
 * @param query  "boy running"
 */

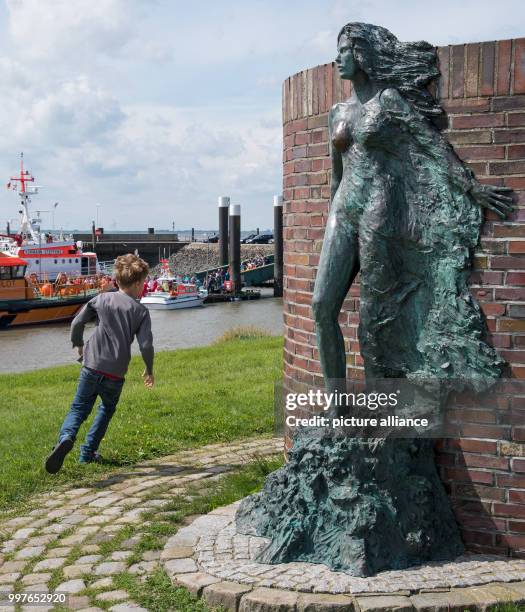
xmin=45 ymin=254 xmax=154 ymax=473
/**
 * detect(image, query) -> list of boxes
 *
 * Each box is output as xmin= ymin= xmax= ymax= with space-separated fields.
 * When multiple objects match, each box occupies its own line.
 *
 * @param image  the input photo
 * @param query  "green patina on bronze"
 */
xmin=236 ymin=23 xmax=513 ymax=576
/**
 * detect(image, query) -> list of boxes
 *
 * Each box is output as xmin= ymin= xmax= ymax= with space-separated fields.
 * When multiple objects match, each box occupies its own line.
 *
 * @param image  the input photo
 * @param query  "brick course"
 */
xmin=282 ymin=38 xmax=525 ymax=557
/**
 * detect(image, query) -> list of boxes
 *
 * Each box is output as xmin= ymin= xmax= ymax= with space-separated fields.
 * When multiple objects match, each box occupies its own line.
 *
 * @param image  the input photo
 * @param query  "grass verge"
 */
xmin=0 ymin=334 xmax=282 ymax=514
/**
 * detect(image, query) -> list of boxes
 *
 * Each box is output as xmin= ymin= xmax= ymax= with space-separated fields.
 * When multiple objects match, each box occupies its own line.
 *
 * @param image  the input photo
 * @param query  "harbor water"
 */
xmin=0 ymin=289 xmax=283 ymax=374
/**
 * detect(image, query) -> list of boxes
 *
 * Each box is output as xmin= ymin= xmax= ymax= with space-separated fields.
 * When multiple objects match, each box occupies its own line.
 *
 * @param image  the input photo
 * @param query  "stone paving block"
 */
xmin=47 ymin=547 xmax=71 ymax=558
xmin=1 ymin=540 xmax=23 ymax=553
xmin=164 ymin=558 xmax=197 ymax=575
xmin=84 ymin=515 xmax=110 ymax=525
xmin=90 ymin=533 xmax=114 ymax=545
xmin=0 ymin=573 xmax=20 ymax=584
xmin=203 ymin=580 xmax=253 ymax=611
xmin=63 ymin=564 xmax=94 ymax=579
xmin=65 ymin=595 xmax=91 ymax=610
xmin=165 ymin=528 xmax=200 ymax=547
xmin=25 ymin=535 xmax=55 ymax=547
xmin=76 ymin=555 xmax=102 ymax=564
xmin=33 ymin=557 xmax=67 ymax=572
xmin=355 ymin=595 xmax=414 ymax=611
xmin=160 ymin=545 xmax=194 ymax=560
xmin=61 ymin=514 xmax=87 ymax=525
xmin=74 ymin=524 xmax=99 ymax=535
xmin=91 ymin=577 xmax=114 ymax=589
xmin=110 ymin=551 xmax=133 ymax=561
xmin=94 ymin=562 xmax=127 ymax=576
xmin=173 ymin=571 xmax=221 ymax=596
xmin=21 ymin=583 xmax=48 ymax=593
xmin=12 ymin=528 xmax=35 ymax=540
xmin=60 ymin=534 xmax=88 ymax=546
xmin=488 ymin=581 xmax=525 ymax=602
xmin=465 ymin=583 xmax=524 ymax=607
xmin=47 ymin=508 xmax=70 ymax=519
xmin=128 ymin=561 xmax=158 ymax=575
xmin=410 ymin=592 xmax=455 ymax=611
xmin=96 ymin=590 xmax=129 ymax=602
xmin=191 ymin=515 xmax=232 ymax=532
xmin=239 ymin=587 xmax=299 ymax=611
xmin=56 ymin=579 xmax=86 ymax=594
xmin=439 ymin=588 xmax=479 ymax=611
xmin=14 ymin=546 xmax=45 ymax=560
xmin=40 ymin=524 xmax=68 ymax=536
xmin=0 ymin=561 xmax=26 ymax=573
xmin=298 ymin=593 xmax=355 ymax=611
xmin=20 ymin=573 xmax=52 ymax=586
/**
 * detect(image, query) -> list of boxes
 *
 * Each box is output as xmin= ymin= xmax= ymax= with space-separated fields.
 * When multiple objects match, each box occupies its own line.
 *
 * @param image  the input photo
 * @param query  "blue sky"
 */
xmin=0 ymin=0 xmax=523 ymax=232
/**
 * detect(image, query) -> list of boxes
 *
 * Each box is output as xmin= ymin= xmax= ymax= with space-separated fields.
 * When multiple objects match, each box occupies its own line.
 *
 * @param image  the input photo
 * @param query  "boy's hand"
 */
xmin=77 ymin=346 xmax=83 ymax=358
xmin=143 ymin=371 xmax=154 ymax=389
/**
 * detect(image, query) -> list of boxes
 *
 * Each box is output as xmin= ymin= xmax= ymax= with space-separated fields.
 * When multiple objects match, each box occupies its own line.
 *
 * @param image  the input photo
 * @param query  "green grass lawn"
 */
xmin=0 ymin=332 xmax=282 ymax=513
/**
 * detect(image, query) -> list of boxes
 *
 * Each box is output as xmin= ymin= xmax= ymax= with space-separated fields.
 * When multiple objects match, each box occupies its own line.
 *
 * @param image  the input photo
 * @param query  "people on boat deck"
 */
xmin=147 ymin=276 xmax=158 ymax=292
xmin=45 ymin=253 xmax=155 ymax=474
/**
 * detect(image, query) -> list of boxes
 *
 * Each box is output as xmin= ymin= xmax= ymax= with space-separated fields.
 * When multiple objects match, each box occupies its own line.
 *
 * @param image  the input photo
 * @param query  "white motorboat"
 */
xmin=140 ymin=283 xmax=204 ymax=310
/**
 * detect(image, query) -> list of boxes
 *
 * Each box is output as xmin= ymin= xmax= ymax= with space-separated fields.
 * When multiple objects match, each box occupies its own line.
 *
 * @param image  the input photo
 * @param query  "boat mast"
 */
xmin=7 ymin=153 xmax=39 ymax=242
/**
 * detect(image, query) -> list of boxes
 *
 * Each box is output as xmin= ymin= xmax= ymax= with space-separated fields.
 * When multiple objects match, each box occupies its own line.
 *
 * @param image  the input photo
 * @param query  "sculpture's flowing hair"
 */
xmin=338 ymin=22 xmax=441 ymax=116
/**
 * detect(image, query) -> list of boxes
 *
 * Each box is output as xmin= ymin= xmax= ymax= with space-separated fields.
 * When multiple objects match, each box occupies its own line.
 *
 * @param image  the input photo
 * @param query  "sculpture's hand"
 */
xmin=470 ymin=183 xmax=514 ymax=219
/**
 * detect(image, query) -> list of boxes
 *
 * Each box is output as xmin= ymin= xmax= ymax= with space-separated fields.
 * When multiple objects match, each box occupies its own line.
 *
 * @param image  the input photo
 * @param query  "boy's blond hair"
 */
xmin=114 ymin=254 xmax=149 ymax=288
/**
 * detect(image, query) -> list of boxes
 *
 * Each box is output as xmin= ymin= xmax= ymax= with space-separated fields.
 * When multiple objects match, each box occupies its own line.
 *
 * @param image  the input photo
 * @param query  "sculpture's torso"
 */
xmin=331 ymin=91 xmax=406 ymax=234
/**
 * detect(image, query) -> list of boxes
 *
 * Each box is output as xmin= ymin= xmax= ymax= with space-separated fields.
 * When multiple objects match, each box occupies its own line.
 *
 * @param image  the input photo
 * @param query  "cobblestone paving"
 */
xmin=161 ymin=503 xmax=525 ymax=604
xmin=0 ymin=437 xmax=282 ymax=611
xmin=188 ymin=508 xmax=525 ymax=594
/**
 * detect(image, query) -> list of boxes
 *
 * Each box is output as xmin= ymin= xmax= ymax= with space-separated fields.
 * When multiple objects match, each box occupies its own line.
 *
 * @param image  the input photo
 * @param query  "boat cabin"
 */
xmin=0 ymin=255 xmax=30 ymax=300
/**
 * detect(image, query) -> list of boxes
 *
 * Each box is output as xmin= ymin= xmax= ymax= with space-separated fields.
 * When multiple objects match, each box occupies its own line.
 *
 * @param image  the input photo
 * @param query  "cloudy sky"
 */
xmin=0 ymin=0 xmax=523 ymax=232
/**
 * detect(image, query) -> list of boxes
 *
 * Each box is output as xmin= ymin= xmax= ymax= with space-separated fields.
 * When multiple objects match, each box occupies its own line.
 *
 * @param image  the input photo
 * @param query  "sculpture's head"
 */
xmin=336 ymin=22 xmax=442 ymax=117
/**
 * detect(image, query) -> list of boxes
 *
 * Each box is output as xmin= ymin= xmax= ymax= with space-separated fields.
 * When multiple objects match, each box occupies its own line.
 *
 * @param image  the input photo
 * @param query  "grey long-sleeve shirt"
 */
xmin=71 ymin=290 xmax=154 ymax=378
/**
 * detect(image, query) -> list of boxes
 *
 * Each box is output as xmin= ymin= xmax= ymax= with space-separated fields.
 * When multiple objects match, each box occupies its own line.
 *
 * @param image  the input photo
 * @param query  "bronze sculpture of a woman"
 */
xmin=236 ymin=23 xmax=512 ymax=577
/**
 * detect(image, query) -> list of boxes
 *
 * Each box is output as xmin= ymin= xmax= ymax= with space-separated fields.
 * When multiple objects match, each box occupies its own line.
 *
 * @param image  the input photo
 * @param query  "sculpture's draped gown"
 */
xmin=332 ymin=89 xmax=502 ymax=390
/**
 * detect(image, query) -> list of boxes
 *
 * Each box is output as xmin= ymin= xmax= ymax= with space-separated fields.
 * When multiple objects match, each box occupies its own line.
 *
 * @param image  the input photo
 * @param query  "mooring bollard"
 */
xmin=218 ymin=196 xmax=230 ymax=266
xmin=273 ymin=195 xmax=283 ymax=297
xmin=229 ymin=204 xmax=241 ymax=294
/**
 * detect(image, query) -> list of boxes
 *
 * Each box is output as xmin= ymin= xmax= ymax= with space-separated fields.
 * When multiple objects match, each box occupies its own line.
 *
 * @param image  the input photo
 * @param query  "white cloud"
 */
xmin=1 ymin=0 xmax=525 ymax=231
xmin=6 ymin=0 xmax=135 ymax=61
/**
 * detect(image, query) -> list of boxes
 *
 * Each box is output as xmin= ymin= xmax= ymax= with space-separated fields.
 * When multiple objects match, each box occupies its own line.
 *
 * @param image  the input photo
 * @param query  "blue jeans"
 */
xmin=59 ymin=367 xmax=125 ymax=460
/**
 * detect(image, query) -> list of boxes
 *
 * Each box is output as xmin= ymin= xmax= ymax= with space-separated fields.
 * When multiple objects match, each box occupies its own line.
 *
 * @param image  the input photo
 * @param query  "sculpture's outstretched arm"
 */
xmin=379 ymin=87 xmax=514 ymax=219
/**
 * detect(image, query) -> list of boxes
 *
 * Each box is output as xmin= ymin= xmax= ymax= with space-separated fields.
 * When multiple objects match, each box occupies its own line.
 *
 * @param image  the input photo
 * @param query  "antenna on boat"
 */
xmin=6 ymin=153 xmax=39 ymax=242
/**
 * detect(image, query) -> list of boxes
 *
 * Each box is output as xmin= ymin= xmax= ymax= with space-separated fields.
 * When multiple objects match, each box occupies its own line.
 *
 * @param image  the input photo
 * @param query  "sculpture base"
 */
xmin=236 ymin=430 xmax=464 ymax=577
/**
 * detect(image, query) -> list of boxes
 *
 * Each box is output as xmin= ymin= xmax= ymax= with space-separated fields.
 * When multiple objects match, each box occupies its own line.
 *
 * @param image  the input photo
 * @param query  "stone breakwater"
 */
xmin=154 ymin=244 xmax=274 ymax=276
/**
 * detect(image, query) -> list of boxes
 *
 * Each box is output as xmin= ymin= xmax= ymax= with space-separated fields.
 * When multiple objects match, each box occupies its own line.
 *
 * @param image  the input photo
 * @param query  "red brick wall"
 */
xmin=282 ymin=38 xmax=525 ymax=557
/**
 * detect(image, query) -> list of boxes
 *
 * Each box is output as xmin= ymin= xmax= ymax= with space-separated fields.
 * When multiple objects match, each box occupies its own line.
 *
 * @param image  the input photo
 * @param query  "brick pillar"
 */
xmin=282 ymin=37 xmax=525 ymax=557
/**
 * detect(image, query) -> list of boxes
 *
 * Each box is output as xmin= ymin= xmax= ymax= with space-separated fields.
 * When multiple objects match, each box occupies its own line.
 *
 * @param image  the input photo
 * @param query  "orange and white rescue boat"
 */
xmin=2 ymin=154 xmax=99 ymax=281
xmin=0 ymin=253 xmax=107 ymax=329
